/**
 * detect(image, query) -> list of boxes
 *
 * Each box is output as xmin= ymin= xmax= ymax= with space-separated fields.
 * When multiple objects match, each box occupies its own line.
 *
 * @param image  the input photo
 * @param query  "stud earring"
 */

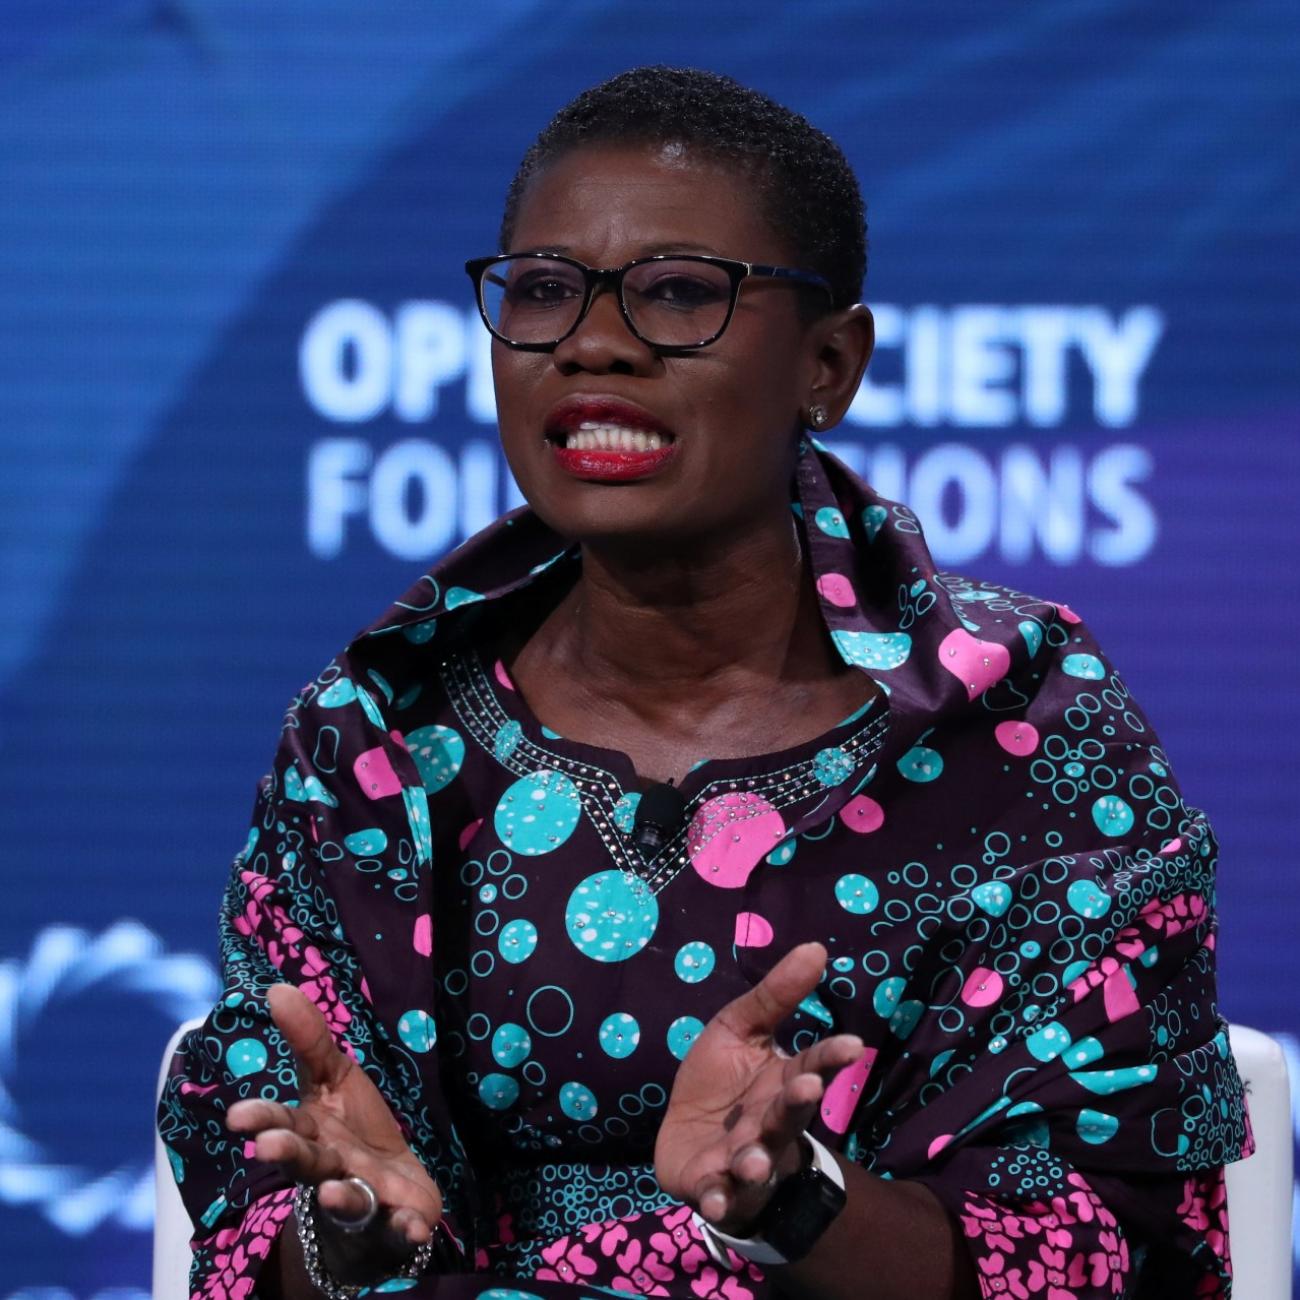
xmin=807 ymin=404 xmax=829 ymax=429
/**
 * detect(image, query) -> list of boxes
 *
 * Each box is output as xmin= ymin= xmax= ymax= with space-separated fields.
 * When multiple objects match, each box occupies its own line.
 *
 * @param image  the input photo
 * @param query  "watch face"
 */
xmin=758 ymin=1164 xmax=848 ymax=1263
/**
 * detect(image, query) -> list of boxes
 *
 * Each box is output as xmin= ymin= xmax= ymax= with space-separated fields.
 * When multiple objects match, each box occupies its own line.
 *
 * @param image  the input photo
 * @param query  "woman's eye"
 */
xmin=642 ymin=275 xmax=726 ymax=309
xmin=509 ymin=276 xmax=580 ymax=305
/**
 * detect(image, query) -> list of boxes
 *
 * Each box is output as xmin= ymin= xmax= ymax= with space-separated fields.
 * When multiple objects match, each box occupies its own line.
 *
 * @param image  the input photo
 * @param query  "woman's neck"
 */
xmin=532 ymin=511 xmax=841 ymax=711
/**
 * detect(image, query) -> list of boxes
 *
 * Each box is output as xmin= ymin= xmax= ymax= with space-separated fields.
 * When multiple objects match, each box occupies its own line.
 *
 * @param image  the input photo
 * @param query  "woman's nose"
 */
xmin=551 ymin=285 xmax=655 ymax=375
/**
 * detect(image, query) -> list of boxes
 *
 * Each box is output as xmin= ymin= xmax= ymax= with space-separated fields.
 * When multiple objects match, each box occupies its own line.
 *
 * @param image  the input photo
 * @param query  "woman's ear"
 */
xmin=804 ymin=304 xmax=875 ymax=430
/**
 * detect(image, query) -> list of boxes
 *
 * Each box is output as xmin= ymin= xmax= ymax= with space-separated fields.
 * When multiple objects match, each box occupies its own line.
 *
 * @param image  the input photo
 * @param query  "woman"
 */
xmin=158 ymin=68 xmax=1248 ymax=1300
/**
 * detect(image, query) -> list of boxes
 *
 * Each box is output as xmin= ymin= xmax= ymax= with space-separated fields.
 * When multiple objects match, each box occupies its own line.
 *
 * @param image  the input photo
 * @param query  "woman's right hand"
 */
xmin=226 ymin=983 xmax=443 ymax=1283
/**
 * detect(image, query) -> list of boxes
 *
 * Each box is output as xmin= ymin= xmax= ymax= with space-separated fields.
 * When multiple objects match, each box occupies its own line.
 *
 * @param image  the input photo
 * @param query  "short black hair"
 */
xmin=499 ymin=66 xmax=867 ymax=311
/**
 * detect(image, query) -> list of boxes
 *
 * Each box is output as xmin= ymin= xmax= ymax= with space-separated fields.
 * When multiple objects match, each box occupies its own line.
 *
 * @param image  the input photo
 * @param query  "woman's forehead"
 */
xmin=508 ymin=143 xmax=790 ymax=262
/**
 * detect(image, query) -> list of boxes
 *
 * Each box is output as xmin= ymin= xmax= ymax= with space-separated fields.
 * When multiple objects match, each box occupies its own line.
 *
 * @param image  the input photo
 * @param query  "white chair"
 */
xmin=154 ymin=1017 xmax=205 ymax=1300
xmin=151 ymin=1021 xmax=1294 ymax=1299
xmin=1224 ymin=1024 xmax=1294 ymax=1300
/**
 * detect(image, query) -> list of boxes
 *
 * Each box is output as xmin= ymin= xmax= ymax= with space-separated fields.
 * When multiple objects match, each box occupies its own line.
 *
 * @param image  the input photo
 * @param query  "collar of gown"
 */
xmin=350 ymin=440 xmax=1057 ymax=738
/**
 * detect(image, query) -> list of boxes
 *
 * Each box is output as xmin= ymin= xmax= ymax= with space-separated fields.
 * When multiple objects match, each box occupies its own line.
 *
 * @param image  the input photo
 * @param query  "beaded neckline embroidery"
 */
xmin=439 ymin=649 xmax=887 ymax=894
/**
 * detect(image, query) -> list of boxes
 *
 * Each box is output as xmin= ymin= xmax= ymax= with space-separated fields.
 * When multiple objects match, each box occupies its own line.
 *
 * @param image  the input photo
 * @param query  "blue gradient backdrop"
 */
xmin=0 ymin=4 xmax=1296 ymax=1295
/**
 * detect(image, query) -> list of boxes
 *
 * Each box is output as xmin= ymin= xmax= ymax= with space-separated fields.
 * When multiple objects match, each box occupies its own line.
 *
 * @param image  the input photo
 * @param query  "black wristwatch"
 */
xmin=695 ymin=1131 xmax=848 ymax=1266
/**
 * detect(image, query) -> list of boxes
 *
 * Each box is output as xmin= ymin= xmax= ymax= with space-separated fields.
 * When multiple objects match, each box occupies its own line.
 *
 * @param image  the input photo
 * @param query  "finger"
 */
xmin=696 ymin=1176 xmax=732 ymax=1225
xmin=226 ymin=1098 xmax=318 ymax=1139
xmin=785 ymin=1032 xmax=866 ymax=1085
xmin=319 ymin=1169 xmax=441 ymax=1251
xmin=254 ymin=1127 xmax=347 ymax=1183
xmin=717 ymin=942 xmax=829 ymax=1042
xmin=267 ymin=983 xmax=350 ymax=1093
xmin=726 ymin=1074 xmax=819 ymax=1187
xmin=762 ymin=1073 xmax=824 ymax=1160
xmin=388 ymin=1205 xmax=436 ymax=1248
xmin=317 ymin=1176 xmax=379 ymax=1226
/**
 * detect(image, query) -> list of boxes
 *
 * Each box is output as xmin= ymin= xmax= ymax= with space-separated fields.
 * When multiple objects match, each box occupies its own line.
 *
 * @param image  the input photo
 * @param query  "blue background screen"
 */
xmin=0 ymin=4 xmax=1296 ymax=1295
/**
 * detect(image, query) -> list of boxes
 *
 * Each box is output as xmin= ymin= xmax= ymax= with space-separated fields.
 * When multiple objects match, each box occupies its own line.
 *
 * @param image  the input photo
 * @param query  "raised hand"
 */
xmin=654 ymin=942 xmax=864 ymax=1234
xmin=226 ymin=983 xmax=442 ymax=1281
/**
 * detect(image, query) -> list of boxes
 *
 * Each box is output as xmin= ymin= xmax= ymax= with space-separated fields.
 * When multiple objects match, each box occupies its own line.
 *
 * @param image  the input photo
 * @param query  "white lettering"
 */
xmin=1017 ymin=307 xmax=1073 ymax=427
xmin=1087 ymin=444 xmax=1157 ymax=565
xmin=299 ymin=300 xmax=393 ymax=422
xmin=304 ymin=436 xmax=1159 ymax=568
xmin=1000 ymin=444 xmax=1084 ymax=564
xmin=1074 ymin=306 xmax=1164 ymax=427
xmin=306 ymin=438 xmax=372 ymax=559
xmin=393 ymin=303 xmax=466 ymax=421
xmin=368 ymin=439 xmax=458 ymax=560
xmin=908 ymin=443 xmax=998 ymax=563
xmin=905 ymin=306 xmax=945 ymax=426
xmin=949 ymin=307 xmax=1016 ymax=427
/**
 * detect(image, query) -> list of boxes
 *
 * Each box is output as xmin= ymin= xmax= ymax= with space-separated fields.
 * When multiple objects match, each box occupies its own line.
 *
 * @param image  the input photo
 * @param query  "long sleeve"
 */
xmin=156 ymin=657 xmax=467 ymax=1297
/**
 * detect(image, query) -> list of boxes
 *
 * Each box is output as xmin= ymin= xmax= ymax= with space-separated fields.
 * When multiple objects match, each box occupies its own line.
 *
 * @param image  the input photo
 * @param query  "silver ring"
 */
xmin=319 ymin=1175 xmax=379 ymax=1234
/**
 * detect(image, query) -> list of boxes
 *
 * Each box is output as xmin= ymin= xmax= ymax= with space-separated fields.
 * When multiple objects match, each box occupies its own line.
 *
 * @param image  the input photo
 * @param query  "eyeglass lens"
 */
xmin=481 ymin=256 xmax=735 ymax=348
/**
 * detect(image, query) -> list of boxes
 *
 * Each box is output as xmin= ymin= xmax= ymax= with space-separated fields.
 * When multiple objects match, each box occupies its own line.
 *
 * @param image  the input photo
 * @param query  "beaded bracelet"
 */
xmin=293 ymin=1182 xmax=436 ymax=1300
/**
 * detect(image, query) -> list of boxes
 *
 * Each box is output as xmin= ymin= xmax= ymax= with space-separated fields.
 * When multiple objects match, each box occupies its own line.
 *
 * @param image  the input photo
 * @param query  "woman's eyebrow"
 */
xmin=636 ymin=242 xmax=727 ymax=257
xmin=506 ymin=243 xmax=729 ymax=259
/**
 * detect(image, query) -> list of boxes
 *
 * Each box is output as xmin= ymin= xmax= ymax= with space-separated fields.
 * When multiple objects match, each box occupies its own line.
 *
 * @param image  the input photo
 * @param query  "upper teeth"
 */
xmin=564 ymin=421 xmax=666 ymax=452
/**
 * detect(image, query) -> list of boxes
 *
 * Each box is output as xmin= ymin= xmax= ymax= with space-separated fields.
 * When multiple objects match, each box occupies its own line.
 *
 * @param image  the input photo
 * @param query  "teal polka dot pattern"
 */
xmin=491 ymin=1022 xmax=531 ymax=1068
xmin=493 ymin=720 xmax=524 ymax=761
xmin=862 ymin=503 xmax=888 ymax=540
xmin=565 ymin=870 xmax=659 ymax=962
xmin=1091 ymin=795 xmax=1135 ymax=838
xmin=813 ymin=746 xmax=855 ymax=786
xmin=1067 ymin=879 xmax=1113 ymax=918
xmin=226 ymin=1038 xmax=267 ymax=1078
xmin=317 ymin=678 xmax=358 ymax=707
xmin=479 ymin=1073 xmax=520 ymax=1110
xmin=814 ymin=505 xmax=850 ymax=538
xmin=1062 ymin=652 xmax=1106 ymax=680
xmin=1018 ymin=620 xmax=1043 ymax=656
xmin=831 ymin=629 xmax=912 ymax=671
xmin=495 ymin=770 xmax=582 ymax=856
xmin=835 ymin=873 xmax=879 ymax=914
xmin=397 ymin=1009 xmax=436 ymax=1053
xmin=444 ymin=586 xmax=483 ymax=610
xmin=612 ymin=792 xmax=641 ymax=835
xmin=343 ymin=828 xmax=388 ymax=856
xmin=673 ymin=941 xmax=715 ymax=983
xmin=667 ymin=1016 xmax=704 ymax=1061
xmin=897 ymin=744 xmax=943 ymax=783
xmin=1077 ymin=1109 xmax=1120 ymax=1144
xmin=498 ymin=918 xmax=538 ymax=964
xmin=598 ymin=1012 xmax=640 ymax=1058
xmin=404 ymin=725 xmax=465 ymax=793
xmin=559 ymin=1080 xmax=598 ymax=1120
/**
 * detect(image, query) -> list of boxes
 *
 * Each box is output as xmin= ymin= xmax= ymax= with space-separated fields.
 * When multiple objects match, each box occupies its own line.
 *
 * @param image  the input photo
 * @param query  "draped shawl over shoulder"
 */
xmin=158 ymin=445 xmax=1249 ymax=1300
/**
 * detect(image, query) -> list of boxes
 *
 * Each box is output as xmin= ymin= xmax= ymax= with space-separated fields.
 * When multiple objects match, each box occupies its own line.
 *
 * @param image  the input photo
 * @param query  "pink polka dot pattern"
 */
xmin=960 ymin=966 xmax=1004 ymax=1007
xmin=353 ymin=745 xmax=402 ymax=799
xmin=734 ymin=911 xmax=774 ymax=947
xmin=413 ymin=913 xmax=432 ymax=956
xmin=839 ymin=793 xmax=885 ymax=834
xmin=820 ymin=1048 xmax=877 ymax=1133
xmin=687 ymin=793 xmax=785 ymax=889
xmin=816 ymin=572 xmax=857 ymax=608
xmin=995 ymin=719 xmax=1040 ymax=756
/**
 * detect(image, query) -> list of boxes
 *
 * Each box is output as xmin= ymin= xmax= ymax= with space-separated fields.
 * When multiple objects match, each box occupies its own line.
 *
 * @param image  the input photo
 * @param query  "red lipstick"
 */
xmin=544 ymin=396 xmax=678 ymax=483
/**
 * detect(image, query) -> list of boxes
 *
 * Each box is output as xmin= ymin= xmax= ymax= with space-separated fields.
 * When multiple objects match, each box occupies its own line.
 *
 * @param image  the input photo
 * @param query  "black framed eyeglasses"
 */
xmin=464 ymin=252 xmax=833 ymax=353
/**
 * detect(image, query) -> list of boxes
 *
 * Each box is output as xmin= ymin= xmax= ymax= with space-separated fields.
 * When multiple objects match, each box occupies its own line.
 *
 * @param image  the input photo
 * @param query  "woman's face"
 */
xmin=492 ymin=144 xmax=828 ymax=549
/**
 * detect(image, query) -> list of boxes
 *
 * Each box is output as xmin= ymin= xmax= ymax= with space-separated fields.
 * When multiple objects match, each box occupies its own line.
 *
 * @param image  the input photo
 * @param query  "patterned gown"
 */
xmin=157 ymin=444 xmax=1250 ymax=1300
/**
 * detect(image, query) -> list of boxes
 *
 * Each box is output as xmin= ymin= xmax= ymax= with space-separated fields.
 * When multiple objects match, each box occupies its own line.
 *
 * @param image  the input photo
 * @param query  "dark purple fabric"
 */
xmin=158 ymin=446 xmax=1248 ymax=1300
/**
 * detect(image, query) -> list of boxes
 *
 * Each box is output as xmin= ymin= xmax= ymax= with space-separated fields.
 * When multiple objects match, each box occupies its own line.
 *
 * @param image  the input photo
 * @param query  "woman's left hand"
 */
xmin=654 ymin=941 xmax=865 ymax=1234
